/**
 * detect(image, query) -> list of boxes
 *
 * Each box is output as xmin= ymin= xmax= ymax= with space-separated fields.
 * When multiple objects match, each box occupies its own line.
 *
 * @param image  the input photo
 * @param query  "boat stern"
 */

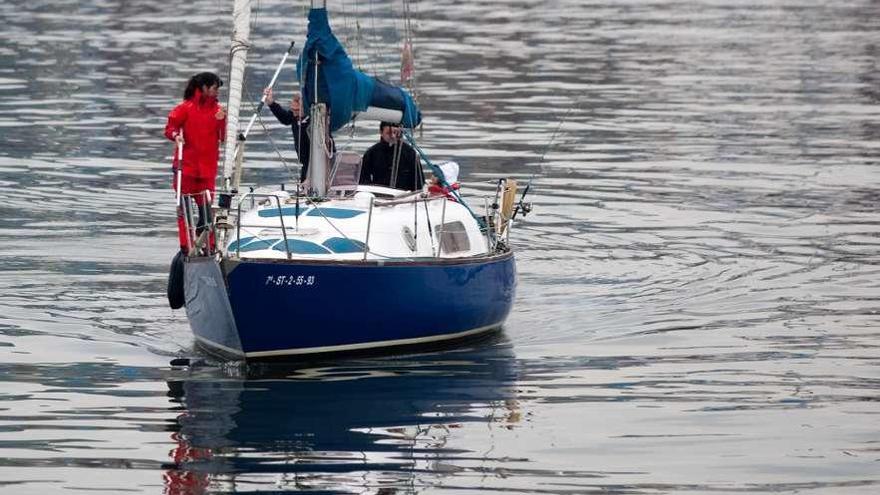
xmin=183 ymin=257 xmax=244 ymax=358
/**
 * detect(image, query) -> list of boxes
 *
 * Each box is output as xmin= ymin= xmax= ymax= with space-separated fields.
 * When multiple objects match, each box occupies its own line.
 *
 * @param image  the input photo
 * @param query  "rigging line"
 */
xmin=257 ymin=112 xmax=299 ymax=183
xmin=415 ymin=144 xmax=424 ymax=185
xmin=296 ymin=112 xmax=305 ymax=181
xmin=527 ymin=99 xmax=582 ymax=187
xmin=401 ymin=0 xmax=409 ymax=40
xmin=328 ymin=116 xmax=355 ymax=153
xmin=354 ymin=0 xmax=362 ymax=70
xmin=410 ymin=1 xmax=419 ymax=98
xmin=423 ymin=197 xmax=434 ymax=255
xmin=313 ymin=110 xmax=333 ymax=160
xmin=234 ymin=0 xmax=303 ymax=184
xmin=297 ymin=195 xmax=374 ymax=252
xmin=402 ymin=0 xmax=412 ymax=49
xmin=400 ymin=0 xmax=419 ymax=122
xmin=367 ymin=0 xmax=383 ymax=79
xmin=400 ymin=0 xmax=409 ymax=89
xmin=299 ymin=193 xmax=428 ymax=261
xmin=511 ymin=99 xmax=583 ymax=221
xmin=389 ymin=3 xmax=406 ymax=86
xmin=214 ymin=0 xmax=226 ymax=60
xmin=390 ymin=0 xmax=402 ymax=52
xmin=241 ymin=85 xmax=299 ymax=183
xmin=339 ymin=0 xmax=351 ymax=61
xmin=390 ymin=140 xmax=402 ymax=188
xmin=345 ymin=0 xmax=359 ymax=69
xmin=403 ymin=131 xmax=480 ymax=222
xmin=250 ymin=0 xmax=262 ymax=34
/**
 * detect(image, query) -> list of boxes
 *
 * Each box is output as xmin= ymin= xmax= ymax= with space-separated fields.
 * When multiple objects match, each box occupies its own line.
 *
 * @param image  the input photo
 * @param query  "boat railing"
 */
xmin=224 ymin=188 xmax=511 ymax=260
xmin=351 ymin=192 xmax=508 ymax=257
xmin=374 ymin=192 xmax=506 ymax=256
xmin=233 ymin=192 xmax=292 ymax=259
xmin=179 ymin=190 xmax=218 ymax=257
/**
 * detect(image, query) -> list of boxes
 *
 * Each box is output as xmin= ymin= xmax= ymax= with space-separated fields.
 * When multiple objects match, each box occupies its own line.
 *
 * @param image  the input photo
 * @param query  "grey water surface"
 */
xmin=1 ymin=0 xmax=879 ymax=493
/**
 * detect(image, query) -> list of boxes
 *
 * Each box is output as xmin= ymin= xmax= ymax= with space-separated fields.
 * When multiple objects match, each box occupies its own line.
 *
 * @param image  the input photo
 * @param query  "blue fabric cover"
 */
xmin=305 ymin=207 xmax=364 ymax=219
xmin=227 ymin=236 xmax=255 ymax=252
xmin=239 ymin=239 xmax=278 ymax=252
xmin=322 ymin=237 xmax=367 ymax=253
xmin=298 ymin=8 xmax=422 ymax=132
xmin=257 ymin=206 xmax=309 ymax=218
xmin=273 ymin=239 xmax=332 ymax=255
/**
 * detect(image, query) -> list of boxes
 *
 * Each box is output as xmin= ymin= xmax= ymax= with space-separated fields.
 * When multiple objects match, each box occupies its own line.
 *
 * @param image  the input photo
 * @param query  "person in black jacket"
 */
xmin=359 ymin=122 xmax=423 ymax=191
xmin=264 ymin=87 xmax=311 ymax=182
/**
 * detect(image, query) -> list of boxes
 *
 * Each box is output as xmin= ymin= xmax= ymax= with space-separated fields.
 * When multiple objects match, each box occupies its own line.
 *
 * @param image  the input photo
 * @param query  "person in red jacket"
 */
xmin=164 ymin=72 xmax=226 ymax=253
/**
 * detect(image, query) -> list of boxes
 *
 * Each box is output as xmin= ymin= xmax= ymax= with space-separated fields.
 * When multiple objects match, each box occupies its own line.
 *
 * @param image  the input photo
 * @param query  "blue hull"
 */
xmin=185 ymin=253 xmax=516 ymax=359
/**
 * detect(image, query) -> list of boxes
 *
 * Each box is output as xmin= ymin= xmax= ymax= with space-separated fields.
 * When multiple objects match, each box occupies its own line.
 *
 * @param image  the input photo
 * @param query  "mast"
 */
xmin=222 ymin=0 xmax=253 ymax=192
xmin=307 ymin=102 xmax=329 ymax=196
xmin=306 ymin=0 xmax=328 ymax=197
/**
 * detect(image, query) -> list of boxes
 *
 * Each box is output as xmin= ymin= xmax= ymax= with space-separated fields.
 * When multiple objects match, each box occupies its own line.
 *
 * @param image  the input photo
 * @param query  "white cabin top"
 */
xmin=227 ymin=184 xmax=488 ymax=261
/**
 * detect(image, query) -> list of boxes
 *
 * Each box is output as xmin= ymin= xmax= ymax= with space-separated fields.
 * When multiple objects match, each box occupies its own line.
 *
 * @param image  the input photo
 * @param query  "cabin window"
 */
xmin=434 ymin=221 xmax=470 ymax=253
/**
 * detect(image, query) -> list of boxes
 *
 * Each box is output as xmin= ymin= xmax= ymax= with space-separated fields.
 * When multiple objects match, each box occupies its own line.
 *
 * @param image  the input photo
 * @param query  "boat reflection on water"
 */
xmin=163 ymin=337 xmax=520 ymax=493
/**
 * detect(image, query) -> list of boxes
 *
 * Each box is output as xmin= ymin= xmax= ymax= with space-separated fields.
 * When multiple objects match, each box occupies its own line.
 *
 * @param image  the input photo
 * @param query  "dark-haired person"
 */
xmin=164 ymin=72 xmax=226 ymax=253
xmin=359 ymin=121 xmax=423 ymax=191
xmin=263 ymin=87 xmax=311 ymax=182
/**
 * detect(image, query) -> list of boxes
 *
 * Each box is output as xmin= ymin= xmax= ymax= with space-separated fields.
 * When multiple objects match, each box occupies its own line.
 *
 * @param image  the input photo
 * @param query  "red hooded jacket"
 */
xmin=164 ymin=88 xmax=226 ymax=179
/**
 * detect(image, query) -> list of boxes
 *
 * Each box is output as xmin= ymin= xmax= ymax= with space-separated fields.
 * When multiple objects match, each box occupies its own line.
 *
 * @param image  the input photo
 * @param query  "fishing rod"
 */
xmin=511 ymin=102 xmax=580 ymax=221
xmin=239 ymin=41 xmax=296 ymax=141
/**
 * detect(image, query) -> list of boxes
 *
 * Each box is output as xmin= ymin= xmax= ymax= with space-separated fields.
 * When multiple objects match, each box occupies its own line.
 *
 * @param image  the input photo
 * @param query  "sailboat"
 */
xmin=175 ymin=0 xmax=521 ymax=360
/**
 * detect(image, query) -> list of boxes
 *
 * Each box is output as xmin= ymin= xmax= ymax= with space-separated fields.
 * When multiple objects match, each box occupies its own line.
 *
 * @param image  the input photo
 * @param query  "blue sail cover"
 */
xmin=297 ymin=8 xmax=422 ymax=132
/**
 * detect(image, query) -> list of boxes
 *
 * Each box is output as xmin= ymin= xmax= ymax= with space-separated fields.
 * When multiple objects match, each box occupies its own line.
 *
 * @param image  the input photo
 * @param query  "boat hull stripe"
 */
xmin=194 ymin=323 xmax=498 ymax=358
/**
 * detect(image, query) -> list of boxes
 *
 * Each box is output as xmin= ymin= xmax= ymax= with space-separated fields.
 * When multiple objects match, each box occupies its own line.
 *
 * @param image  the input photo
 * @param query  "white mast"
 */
xmin=307 ymin=103 xmax=329 ymax=196
xmin=222 ymin=0 xmax=252 ymax=192
xmin=306 ymin=0 xmax=328 ymax=197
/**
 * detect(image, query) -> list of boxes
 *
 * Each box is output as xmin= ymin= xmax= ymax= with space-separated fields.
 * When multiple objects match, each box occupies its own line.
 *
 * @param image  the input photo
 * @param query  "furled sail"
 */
xmin=222 ymin=0 xmax=252 ymax=187
xmin=297 ymin=8 xmax=422 ymax=133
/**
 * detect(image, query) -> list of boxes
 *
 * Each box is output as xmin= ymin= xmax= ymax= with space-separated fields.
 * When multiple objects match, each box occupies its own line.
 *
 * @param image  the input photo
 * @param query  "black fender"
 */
xmin=167 ymin=251 xmax=185 ymax=310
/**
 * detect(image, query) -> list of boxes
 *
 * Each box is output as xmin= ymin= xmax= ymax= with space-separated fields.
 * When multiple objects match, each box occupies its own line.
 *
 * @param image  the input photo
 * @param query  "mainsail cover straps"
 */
xmin=297 ymin=8 xmax=422 ymax=132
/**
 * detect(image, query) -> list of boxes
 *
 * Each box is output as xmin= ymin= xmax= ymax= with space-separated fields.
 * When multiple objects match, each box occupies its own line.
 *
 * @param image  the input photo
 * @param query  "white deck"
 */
xmin=225 ymin=185 xmax=490 ymax=261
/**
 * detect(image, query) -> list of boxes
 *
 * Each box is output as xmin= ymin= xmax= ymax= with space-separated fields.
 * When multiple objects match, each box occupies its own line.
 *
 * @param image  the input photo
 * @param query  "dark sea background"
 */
xmin=1 ymin=0 xmax=879 ymax=493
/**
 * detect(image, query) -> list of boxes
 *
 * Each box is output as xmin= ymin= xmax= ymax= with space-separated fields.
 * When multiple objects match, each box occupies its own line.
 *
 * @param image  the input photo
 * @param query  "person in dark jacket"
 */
xmin=359 ymin=121 xmax=423 ymax=191
xmin=264 ymin=87 xmax=311 ymax=182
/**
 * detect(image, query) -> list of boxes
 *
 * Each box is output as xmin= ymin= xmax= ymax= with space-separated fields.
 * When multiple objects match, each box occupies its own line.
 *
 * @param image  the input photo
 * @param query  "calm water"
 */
xmin=1 ymin=0 xmax=879 ymax=493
